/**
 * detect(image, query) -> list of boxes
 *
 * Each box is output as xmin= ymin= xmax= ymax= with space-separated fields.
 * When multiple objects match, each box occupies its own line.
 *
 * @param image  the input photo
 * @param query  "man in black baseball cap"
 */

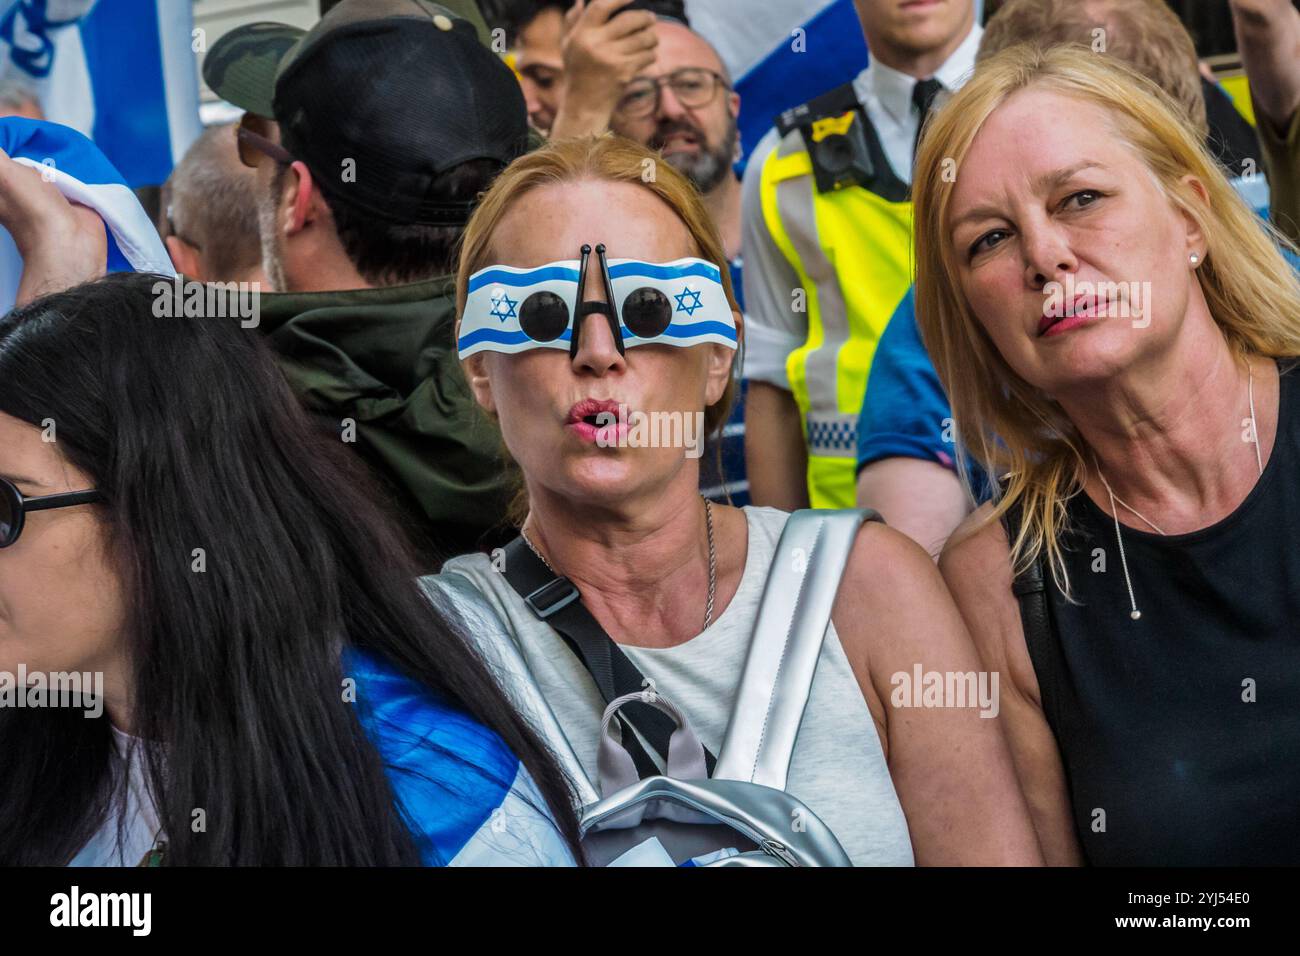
xmin=203 ymin=0 xmax=532 ymax=565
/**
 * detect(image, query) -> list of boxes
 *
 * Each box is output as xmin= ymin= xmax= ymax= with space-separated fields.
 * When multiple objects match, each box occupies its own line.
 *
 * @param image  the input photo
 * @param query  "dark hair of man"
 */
xmin=276 ymin=156 xmax=507 ymax=286
xmin=484 ymin=0 xmax=575 ymax=45
xmin=487 ymin=0 xmax=690 ymax=44
xmin=0 ymin=273 xmax=583 ymax=865
xmin=637 ymin=0 xmax=688 ymax=24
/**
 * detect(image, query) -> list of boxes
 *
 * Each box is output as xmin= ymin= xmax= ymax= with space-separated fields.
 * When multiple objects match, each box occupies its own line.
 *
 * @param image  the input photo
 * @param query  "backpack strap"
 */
xmin=499 ymin=536 xmax=718 ymax=780
xmin=424 ymin=570 xmax=601 ymax=807
xmin=714 ymin=509 xmax=879 ymax=790
xmin=1000 ymin=497 xmax=1066 ymax=737
xmin=596 ymin=692 xmax=709 ymax=798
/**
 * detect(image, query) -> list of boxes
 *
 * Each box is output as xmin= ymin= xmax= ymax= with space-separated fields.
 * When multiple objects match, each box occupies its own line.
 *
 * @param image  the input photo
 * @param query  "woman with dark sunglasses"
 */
xmin=435 ymin=135 xmax=1042 ymax=865
xmin=0 ymin=273 xmax=581 ymax=866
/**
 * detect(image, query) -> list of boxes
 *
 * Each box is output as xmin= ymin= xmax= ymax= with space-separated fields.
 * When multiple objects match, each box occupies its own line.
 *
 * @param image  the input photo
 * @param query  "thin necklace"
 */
xmin=1096 ymin=364 xmax=1261 ymax=621
xmin=703 ymin=497 xmax=716 ymax=630
xmin=1098 ymin=478 xmax=1167 ymax=536
xmin=520 ymin=496 xmax=718 ymax=631
xmin=518 ymin=523 xmax=557 ymax=574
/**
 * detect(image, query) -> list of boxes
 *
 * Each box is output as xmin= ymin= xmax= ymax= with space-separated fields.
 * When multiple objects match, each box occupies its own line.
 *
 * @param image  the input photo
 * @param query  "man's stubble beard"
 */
xmin=257 ymin=182 xmax=290 ymax=293
xmin=657 ymin=118 xmax=739 ymax=195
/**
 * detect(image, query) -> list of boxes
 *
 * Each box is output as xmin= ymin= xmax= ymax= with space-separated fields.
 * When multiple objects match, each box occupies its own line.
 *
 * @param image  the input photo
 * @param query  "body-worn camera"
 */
xmin=776 ymin=83 xmax=908 ymax=201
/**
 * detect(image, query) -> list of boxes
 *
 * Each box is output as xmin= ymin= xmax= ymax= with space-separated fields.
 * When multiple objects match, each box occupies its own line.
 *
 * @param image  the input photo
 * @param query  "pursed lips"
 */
xmin=1038 ymin=293 xmax=1105 ymax=336
xmin=566 ymin=397 xmax=624 ymax=426
xmin=565 ymin=397 xmax=630 ymax=444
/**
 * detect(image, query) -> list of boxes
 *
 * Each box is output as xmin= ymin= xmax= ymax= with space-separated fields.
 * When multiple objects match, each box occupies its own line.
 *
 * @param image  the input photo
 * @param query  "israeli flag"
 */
xmin=607 ymin=257 xmax=738 ymax=349
xmin=0 ymin=0 xmax=201 ymax=186
xmin=0 ymin=116 xmax=174 ymax=311
xmin=463 ymin=262 xmax=582 ymax=355
xmin=345 ymin=645 xmax=577 ymax=867
xmin=460 ymin=257 xmax=737 ymax=357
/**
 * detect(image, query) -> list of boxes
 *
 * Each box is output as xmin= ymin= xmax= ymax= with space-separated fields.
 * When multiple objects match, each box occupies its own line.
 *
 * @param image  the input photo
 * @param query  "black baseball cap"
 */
xmin=203 ymin=0 xmax=528 ymax=225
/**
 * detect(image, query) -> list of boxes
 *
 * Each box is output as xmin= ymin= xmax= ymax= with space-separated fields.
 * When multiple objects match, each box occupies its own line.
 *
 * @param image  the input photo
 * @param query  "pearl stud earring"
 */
xmin=1190 ymin=252 xmax=1200 ymax=265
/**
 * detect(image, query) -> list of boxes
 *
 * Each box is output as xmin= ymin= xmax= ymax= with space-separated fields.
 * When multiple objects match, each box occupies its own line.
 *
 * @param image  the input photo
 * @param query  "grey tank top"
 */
xmin=435 ymin=505 xmax=915 ymax=866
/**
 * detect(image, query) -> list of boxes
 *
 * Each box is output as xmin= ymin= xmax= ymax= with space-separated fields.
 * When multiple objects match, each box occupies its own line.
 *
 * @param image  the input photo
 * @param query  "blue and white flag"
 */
xmin=0 ymin=0 xmax=201 ymax=186
xmin=0 ymin=116 xmax=173 ymax=310
xmin=345 ymin=645 xmax=577 ymax=867
xmin=461 ymin=257 xmax=738 ymax=357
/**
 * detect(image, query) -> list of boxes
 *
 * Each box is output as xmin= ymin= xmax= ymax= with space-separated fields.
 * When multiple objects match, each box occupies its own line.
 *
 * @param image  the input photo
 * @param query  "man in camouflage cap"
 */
xmin=204 ymin=0 xmax=531 ymax=565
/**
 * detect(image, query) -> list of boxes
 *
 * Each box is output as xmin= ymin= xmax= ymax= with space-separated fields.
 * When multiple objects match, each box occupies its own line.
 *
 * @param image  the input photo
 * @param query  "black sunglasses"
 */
xmin=517 ymin=243 xmax=676 ymax=357
xmin=236 ymin=113 xmax=294 ymax=169
xmin=0 ymin=477 xmax=103 ymax=549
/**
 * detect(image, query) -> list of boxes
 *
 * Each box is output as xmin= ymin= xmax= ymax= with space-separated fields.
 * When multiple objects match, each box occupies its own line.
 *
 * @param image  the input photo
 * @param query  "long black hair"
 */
xmin=0 ymin=272 xmax=583 ymax=864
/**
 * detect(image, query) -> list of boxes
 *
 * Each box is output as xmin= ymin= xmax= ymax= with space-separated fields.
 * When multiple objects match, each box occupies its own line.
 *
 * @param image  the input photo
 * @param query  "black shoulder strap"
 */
xmin=774 ymin=80 xmax=910 ymax=202
xmin=1000 ymin=497 xmax=1066 ymax=737
xmin=775 ymin=81 xmax=861 ymax=137
xmin=499 ymin=536 xmax=717 ymax=780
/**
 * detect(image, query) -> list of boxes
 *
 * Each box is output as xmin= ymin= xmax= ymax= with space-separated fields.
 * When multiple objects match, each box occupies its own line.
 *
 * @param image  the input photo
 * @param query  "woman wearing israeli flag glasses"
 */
xmin=431 ymin=136 xmax=1040 ymax=866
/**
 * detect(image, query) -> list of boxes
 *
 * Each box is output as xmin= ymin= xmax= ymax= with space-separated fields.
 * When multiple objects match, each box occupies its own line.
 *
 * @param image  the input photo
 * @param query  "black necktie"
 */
xmin=911 ymin=77 xmax=944 ymax=163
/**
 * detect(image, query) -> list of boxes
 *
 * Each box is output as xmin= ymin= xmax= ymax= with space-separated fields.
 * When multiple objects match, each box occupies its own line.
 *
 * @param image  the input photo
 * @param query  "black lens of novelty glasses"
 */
xmin=519 ymin=291 xmax=571 ymax=342
xmin=0 ymin=481 xmax=19 ymax=547
xmin=621 ymin=288 xmax=673 ymax=339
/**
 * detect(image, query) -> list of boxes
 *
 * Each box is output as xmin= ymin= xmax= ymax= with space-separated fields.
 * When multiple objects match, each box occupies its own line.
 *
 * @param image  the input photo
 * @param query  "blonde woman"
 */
xmin=428 ymin=135 xmax=1040 ymax=866
xmin=920 ymin=44 xmax=1300 ymax=865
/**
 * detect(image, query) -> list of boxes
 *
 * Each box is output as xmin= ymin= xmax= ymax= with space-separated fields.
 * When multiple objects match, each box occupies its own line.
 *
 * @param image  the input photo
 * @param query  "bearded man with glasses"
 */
xmin=565 ymin=13 xmax=750 ymax=504
xmin=543 ymin=7 xmax=748 ymax=502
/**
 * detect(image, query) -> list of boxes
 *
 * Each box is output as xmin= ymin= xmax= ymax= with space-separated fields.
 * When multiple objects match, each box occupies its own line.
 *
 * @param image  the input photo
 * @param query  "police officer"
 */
xmin=742 ymin=0 xmax=981 ymax=510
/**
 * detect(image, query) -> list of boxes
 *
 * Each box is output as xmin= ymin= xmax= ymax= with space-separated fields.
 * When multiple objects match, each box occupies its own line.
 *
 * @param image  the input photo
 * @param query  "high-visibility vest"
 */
xmin=759 ymin=85 xmax=914 ymax=508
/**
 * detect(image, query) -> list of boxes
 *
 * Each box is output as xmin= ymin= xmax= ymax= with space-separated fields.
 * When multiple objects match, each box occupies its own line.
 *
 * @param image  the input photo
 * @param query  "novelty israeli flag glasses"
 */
xmin=459 ymin=243 xmax=738 ymax=359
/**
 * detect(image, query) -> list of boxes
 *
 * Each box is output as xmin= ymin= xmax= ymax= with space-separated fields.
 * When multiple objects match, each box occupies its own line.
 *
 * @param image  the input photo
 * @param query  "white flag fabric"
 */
xmin=0 ymin=116 xmax=174 ymax=312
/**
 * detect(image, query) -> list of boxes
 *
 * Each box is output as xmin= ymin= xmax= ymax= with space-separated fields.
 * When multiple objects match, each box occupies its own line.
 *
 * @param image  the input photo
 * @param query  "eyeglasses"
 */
xmin=615 ymin=68 xmax=730 ymax=118
xmin=519 ymin=244 xmax=677 ymax=357
xmin=459 ymin=246 xmax=738 ymax=359
xmin=236 ymin=113 xmax=294 ymax=169
xmin=0 ymin=477 xmax=102 ymax=549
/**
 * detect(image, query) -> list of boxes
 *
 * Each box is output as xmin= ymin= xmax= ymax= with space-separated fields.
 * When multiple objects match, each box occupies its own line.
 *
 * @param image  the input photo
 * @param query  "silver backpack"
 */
xmin=439 ymin=509 xmax=877 ymax=867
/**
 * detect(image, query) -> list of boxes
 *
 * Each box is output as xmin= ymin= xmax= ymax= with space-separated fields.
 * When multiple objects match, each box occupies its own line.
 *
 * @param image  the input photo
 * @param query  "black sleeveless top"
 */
xmin=1027 ymin=361 xmax=1300 ymax=865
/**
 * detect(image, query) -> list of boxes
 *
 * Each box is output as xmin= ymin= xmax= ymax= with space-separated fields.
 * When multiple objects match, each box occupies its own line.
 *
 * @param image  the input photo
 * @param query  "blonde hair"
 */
xmin=913 ymin=44 xmax=1300 ymax=592
xmin=454 ymin=134 xmax=743 ymax=525
xmin=980 ymin=0 xmax=1207 ymax=137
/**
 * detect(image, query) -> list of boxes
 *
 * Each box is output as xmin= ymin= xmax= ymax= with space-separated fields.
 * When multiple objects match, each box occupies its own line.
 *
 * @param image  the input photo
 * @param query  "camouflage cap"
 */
xmin=202 ymin=22 xmax=301 ymax=117
xmin=203 ymin=0 xmax=527 ymax=227
xmin=203 ymin=0 xmax=493 ymax=118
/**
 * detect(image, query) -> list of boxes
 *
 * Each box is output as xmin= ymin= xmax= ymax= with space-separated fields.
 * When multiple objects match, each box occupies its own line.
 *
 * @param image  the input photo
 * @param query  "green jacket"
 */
xmin=256 ymin=278 xmax=513 ymax=565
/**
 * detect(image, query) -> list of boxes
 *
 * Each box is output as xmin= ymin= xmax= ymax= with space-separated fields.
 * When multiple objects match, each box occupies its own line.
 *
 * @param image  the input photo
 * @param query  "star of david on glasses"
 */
xmin=458 ymin=243 xmax=739 ymax=359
